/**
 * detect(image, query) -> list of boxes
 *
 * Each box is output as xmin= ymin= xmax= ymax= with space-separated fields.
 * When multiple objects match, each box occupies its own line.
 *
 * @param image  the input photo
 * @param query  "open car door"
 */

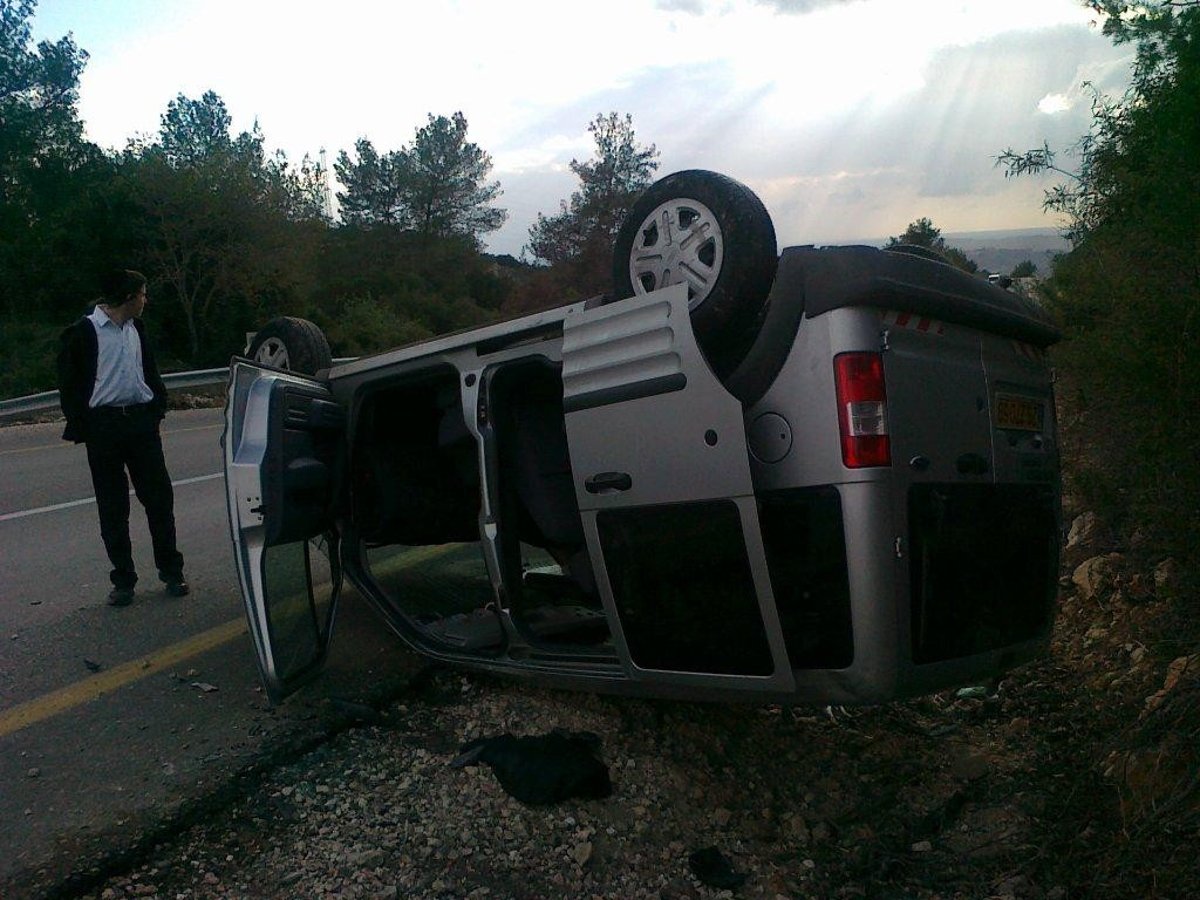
xmin=562 ymin=284 xmax=795 ymax=694
xmin=223 ymin=360 xmax=345 ymax=703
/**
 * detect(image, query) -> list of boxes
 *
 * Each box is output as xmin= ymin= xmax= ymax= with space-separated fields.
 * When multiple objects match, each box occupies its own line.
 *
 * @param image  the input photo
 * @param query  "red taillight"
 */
xmin=833 ymin=352 xmax=891 ymax=468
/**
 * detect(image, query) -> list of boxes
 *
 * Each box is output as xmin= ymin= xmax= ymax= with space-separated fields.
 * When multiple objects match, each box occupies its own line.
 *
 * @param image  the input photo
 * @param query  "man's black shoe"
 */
xmin=107 ymin=587 xmax=134 ymax=607
xmin=165 ymin=580 xmax=190 ymax=598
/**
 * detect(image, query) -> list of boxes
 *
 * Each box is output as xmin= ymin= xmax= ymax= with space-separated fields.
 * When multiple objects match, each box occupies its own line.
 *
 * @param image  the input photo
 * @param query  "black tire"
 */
xmin=248 ymin=316 xmax=332 ymax=375
xmin=612 ymin=170 xmax=777 ymax=374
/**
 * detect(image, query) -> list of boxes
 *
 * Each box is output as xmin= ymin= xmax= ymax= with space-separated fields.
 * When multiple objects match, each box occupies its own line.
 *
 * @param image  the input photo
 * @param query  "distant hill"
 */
xmin=832 ymin=227 xmax=1071 ymax=276
xmin=944 ymin=228 xmax=1070 ymax=276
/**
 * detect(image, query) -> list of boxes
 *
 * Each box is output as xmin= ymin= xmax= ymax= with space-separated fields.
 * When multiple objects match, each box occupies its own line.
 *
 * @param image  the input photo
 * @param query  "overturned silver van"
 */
xmin=224 ymin=170 xmax=1062 ymax=706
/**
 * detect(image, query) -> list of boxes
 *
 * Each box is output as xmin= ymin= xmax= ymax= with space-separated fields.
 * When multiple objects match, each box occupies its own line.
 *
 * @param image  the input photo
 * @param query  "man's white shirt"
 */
xmin=87 ymin=305 xmax=154 ymax=408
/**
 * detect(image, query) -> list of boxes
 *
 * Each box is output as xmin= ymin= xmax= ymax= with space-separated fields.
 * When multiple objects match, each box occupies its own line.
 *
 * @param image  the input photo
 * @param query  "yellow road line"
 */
xmin=0 ymin=617 xmax=247 ymax=738
xmin=0 ymin=541 xmax=470 ymax=738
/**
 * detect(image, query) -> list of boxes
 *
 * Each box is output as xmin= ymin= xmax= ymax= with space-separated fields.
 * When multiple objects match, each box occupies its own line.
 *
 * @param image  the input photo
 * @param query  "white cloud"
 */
xmin=1038 ymin=93 xmax=1072 ymax=114
xmin=492 ymin=132 xmax=594 ymax=174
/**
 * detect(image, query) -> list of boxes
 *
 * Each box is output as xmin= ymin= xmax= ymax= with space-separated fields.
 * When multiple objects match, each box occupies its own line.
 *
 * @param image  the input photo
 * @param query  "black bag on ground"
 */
xmin=450 ymin=730 xmax=613 ymax=806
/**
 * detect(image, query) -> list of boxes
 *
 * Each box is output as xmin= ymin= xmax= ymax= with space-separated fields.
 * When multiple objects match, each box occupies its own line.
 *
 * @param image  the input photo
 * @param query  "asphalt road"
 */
xmin=0 ymin=407 xmax=422 ymax=894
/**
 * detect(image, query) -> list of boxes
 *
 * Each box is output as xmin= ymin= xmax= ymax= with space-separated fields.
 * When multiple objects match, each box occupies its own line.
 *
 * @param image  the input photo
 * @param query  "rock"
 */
xmin=996 ymin=874 xmax=1029 ymax=897
xmin=1072 ymin=553 xmax=1123 ymax=601
xmin=1007 ymin=717 xmax=1031 ymax=736
xmin=911 ymin=840 xmax=933 ymax=853
xmin=782 ymin=814 xmax=810 ymax=845
xmin=1064 ymin=512 xmax=1112 ymax=566
xmin=1122 ymin=572 xmax=1155 ymax=603
xmin=1162 ymin=655 xmax=1199 ymax=692
xmin=1107 ymin=735 xmax=1197 ymax=820
xmin=571 ymin=841 xmax=593 ymax=866
xmin=26 ymin=767 xmax=40 ymax=778
xmin=950 ymin=753 xmax=990 ymax=782
xmin=1153 ymin=558 xmax=1180 ymax=593
xmin=1066 ymin=512 xmax=1101 ymax=550
xmin=1144 ymin=654 xmax=1200 ymax=713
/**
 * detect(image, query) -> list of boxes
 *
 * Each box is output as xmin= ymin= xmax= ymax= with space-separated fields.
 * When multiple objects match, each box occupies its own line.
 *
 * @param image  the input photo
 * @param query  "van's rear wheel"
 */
xmin=612 ymin=170 xmax=777 ymax=375
xmin=248 ymin=317 xmax=332 ymax=375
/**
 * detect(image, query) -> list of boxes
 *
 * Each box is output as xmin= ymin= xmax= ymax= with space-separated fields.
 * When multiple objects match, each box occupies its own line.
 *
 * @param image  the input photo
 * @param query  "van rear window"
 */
xmin=909 ymin=484 xmax=1058 ymax=664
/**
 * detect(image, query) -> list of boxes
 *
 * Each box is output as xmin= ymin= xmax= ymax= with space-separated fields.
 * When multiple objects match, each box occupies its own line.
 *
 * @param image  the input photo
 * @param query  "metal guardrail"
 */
xmin=0 ymin=368 xmax=230 ymax=423
xmin=0 ymin=361 xmax=357 ymax=423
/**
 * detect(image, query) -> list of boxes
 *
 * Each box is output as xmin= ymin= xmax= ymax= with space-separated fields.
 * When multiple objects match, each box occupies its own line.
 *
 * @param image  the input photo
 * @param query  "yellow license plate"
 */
xmin=995 ymin=394 xmax=1043 ymax=431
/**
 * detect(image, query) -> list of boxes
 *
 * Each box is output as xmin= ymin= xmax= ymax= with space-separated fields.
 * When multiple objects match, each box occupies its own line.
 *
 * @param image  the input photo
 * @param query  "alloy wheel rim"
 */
xmin=628 ymin=198 xmax=724 ymax=309
xmin=254 ymin=337 xmax=290 ymax=369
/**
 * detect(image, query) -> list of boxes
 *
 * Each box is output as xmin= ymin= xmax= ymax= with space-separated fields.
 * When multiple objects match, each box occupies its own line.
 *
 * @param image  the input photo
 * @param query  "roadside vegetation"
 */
xmin=996 ymin=1 xmax=1200 ymax=889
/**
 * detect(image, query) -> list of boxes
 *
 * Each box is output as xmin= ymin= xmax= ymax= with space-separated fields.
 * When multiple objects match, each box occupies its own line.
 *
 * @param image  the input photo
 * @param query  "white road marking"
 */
xmin=0 ymin=472 xmax=223 ymax=522
xmin=0 ymin=422 xmax=222 ymax=456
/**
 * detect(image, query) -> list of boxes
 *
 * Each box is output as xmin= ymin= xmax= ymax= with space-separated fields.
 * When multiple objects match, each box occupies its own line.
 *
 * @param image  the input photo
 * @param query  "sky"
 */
xmin=32 ymin=0 xmax=1135 ymax=257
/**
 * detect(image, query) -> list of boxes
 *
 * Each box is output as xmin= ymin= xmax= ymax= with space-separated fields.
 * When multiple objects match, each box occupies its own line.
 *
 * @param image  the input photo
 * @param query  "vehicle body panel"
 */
xmin=223 ymin=246 xmax=1062 ymax=705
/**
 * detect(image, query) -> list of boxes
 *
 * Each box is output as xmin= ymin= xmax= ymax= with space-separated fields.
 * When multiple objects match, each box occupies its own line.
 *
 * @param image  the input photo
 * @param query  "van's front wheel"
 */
xmin=612 ymin=170 xmax=777 ymax=375
xmin=248 ymin=317 xmax=332 ymax=375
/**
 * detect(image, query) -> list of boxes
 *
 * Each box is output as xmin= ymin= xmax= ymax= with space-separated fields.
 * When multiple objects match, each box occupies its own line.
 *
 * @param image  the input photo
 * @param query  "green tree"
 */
xmin=885 ymin=217 xmax=978 ymax=273
xmin=1011 ymin=259 xmax=1038 ymax=278
xmin=123 ymin=91 xmax=327 ymax=360
xmin=402 ymin=111 xmax=505 ymax=241
xmin=335 ymin=112 xmax=505 ymax=241
xmin=0 ymin=0 xmax=107 ymax=319
xmin=0 ymin=0 xmax=89 ymax=188
xmin=887 ymin=216 xmax=943 ymax=250
xmin=525 ymin=112 xmax=659 ymax=294
xmin=334 ymin=138 xmax=408 ymax=227
xmin=158 ymin=90 xmax=236 ymax=168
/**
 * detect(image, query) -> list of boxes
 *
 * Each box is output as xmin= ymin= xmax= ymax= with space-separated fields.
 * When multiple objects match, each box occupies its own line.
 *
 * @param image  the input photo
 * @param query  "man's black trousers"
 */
xmin=84 ymin=403 xmax=184 ymax=589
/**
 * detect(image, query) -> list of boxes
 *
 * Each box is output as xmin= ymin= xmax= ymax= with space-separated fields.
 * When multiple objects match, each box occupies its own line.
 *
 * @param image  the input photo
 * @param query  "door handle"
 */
xmin=585 ymin=472 xmax=633 ymax=494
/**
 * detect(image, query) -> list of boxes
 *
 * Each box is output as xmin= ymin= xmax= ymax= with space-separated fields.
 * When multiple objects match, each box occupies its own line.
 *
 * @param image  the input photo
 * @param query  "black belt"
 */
xmin=93 ymin=401 xmax=153 ymax=415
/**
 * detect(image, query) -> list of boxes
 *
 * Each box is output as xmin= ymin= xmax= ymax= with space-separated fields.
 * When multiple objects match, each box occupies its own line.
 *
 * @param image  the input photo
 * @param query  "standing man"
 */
xmin=57 ymin=269 xmax=189 ymax=606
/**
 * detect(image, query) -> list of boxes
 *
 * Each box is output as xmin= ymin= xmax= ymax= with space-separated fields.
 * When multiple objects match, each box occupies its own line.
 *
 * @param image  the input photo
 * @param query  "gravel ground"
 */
xmin=74 ymin=661 xmax=1084 ymax=900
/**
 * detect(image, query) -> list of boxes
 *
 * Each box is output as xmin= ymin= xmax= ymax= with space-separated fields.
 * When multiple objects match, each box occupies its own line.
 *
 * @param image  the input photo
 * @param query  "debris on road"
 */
xmin=451 ymin=729 xmax=613 ymax=806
